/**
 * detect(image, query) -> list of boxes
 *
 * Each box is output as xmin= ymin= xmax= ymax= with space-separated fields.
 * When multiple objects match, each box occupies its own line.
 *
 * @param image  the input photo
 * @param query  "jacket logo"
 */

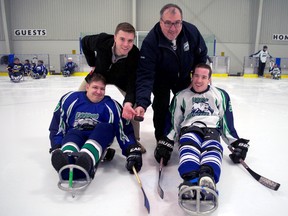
xmin=183 ymin=42 xmax=189 ymax=51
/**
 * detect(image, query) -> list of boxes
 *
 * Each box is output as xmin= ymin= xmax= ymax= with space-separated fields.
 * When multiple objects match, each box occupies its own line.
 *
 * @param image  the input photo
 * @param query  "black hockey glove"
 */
xmin=154 ymin=137 xmax=174 ymax=166
xmin=126 ymin=144 xmax=142 ymax=174
xmin=229 ymin=138 xmax=250 ymax=163
xmin=49 ymin=144 xmax=61 ymax=154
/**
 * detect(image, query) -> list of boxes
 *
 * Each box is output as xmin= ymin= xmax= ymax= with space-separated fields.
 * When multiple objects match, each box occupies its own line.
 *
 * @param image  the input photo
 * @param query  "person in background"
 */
xmin=7 ymin=58 xmax=24 ymax=82
xmin=32 ymin=56 xmax=38 ymax=64
xmin=31 ymin=60 xmax=48 ymax=79
xmin=23 ymin=59 xmax=32 ymax=76
xmin=80 ymin=22 xmax=146 ymax=153
xmin=269 ymin=61 xmax=281 ymax=80
xmin=154 ymin=63 xmax=249 ymax=201
xmin=63 ymin=57 xmax=77 ymax=77
xmin=49 ymin=73 xmax=142 ymax=179
xmin=250 ymin=45 xmax=272 ymax=77
xmin=133 ymin=3 xmax=208 ymax=144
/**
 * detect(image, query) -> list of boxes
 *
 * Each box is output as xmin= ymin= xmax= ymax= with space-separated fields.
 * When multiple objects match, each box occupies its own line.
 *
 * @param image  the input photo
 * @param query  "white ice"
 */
xmin=0 ymin=75 xmax=287 ymax=216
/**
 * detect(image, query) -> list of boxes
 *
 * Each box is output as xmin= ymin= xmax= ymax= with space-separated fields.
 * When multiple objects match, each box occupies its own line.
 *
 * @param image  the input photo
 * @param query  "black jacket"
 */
xmin=136 ymin=21 xmax=207 ymax=109
xmin=81 ymin=33 xmax=140 ymax=104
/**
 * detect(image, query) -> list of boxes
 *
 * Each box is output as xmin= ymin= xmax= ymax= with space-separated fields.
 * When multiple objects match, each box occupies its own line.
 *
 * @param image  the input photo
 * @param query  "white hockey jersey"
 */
xmin=167 ymin=85 xmax=240 ymax=145
xmin=252 ymin=50 xmax=272 ymax=63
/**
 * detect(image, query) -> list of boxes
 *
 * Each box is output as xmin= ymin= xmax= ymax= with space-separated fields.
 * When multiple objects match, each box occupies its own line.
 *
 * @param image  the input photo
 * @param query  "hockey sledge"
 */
xmin=56 ymin=148 xmax=115 ymax=197
xmin=58 ymin=164 xmax=92 ymax=198
xmin=10 ymin=73 xmax=24 ymax=83
xmin=178 ymin=185 xmax=218 ymax=215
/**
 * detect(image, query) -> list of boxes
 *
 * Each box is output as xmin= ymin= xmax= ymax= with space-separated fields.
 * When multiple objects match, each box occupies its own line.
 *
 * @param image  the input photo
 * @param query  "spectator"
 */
xmin=80 ymin=22 xmax=145 ymax=153
xmin=134 ymin=3 xmax=208 ymax=142
xmin=250 ymin=45 xmax=272 ymax=77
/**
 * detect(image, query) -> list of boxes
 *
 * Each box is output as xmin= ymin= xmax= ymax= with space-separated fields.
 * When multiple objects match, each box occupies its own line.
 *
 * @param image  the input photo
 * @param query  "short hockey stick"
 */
xmin=132 ymin=166 xmax=150 ymax=213
xmin=228 ymin=146 xmax=280 ymax=191
xmin=157 ymin=158 xmax=164 ymax=199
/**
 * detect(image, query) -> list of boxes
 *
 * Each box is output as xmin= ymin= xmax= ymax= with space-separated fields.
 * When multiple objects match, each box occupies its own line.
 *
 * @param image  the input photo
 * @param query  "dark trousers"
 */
xmin=258 ymin=61 xmax=266 ymax=76
xmin=152 ymin=87 xmax=171 ymax=141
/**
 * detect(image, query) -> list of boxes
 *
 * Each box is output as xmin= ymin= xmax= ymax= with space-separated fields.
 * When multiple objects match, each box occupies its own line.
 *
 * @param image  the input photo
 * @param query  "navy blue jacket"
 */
xmin=136 ymin=21 xmax=207 ymax=109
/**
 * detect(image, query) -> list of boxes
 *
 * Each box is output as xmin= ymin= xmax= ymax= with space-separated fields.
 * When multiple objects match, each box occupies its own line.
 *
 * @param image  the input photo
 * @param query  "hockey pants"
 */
xmin=178 ymin=131 xmax=223 ymax=183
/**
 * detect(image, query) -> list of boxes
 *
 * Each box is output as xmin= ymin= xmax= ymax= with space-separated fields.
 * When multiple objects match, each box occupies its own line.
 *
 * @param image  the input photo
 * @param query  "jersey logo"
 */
xmin=188 ymin=97 xmax=214 ymax=117
xmin=73 ymin=112 xmax=99 ymax=130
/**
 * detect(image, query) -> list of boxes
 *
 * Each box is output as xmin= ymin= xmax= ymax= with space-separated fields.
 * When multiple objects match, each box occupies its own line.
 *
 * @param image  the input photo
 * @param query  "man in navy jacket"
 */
xmin=134 ymin=3 xmax=208 ymax=142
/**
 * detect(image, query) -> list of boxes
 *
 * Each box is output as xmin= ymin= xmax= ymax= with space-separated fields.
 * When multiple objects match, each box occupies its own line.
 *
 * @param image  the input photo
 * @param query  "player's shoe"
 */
xmin=178 ymin=178 xmax=198 ymax=200
xmin=51 ymin=149 xmax=69 ymax=172
xmin=199 ymin=175 xmax=217 ymax=201
xmin=75 ymin=152 xmax=93 ymax=173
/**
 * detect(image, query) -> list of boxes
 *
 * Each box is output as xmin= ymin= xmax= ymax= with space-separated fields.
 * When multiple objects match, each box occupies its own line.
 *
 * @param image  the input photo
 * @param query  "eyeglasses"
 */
xmin=161 ymin=19 xmax=182 ymax=28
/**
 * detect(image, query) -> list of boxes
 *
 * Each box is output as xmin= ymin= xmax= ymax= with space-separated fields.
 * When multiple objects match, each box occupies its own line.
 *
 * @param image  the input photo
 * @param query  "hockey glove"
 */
xmin=154 ymin=137 xmax=174 ymax=166
xmin=49 ymin=144 xmax=62 ymax=154
xmin=126 ymin=144 xmax=142 ymax=174
xmin=229 ymin=138 xmax=250 ymax=163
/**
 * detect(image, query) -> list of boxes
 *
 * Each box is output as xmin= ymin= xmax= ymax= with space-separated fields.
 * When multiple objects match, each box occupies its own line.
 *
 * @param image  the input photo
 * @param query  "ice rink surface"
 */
xmin=0 ymin=75 xmax=287 ymax=216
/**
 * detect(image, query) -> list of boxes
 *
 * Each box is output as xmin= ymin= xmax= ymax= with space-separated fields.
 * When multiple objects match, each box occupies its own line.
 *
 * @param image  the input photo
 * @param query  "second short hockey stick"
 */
xmin=132 ymin=166 xmax=150 ymax=213
xmin=157 ymin=158 xmax=164 ymax=199
xmin=228 ymin=145 xmax=280 ymax=191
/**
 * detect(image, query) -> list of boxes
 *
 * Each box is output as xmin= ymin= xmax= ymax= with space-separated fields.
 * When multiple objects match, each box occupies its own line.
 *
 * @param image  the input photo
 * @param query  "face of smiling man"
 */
xmin=86 ymin=80 xmax=106 ymax=103
xmin=191 ymin=67 xmax=211 ymax=93
xmin=114 ymin=30 xmax=135 ymax=56
xmin=160 ymin=7 xmax=183 ymax=41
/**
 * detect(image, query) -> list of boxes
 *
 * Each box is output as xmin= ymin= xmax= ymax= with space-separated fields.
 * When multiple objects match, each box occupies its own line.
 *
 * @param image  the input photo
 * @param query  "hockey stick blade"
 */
xmin=132 ymin=166 xmax=151 ymax=213
xmin=239 ymin=159 xmax=280 ymax=191
xmin=157 ymin=158 xmax=164 ymax=199
xmin=228 ymin=146 xmax=280 ymax=191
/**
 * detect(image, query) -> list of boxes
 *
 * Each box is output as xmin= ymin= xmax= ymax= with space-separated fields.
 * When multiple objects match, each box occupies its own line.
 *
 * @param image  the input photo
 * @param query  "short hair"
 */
xmin=192 ymin=63 xmax=212 ymax=78
xmin=160 ymin=3 xmax=183 ymax=19
xmin=88 ymin=73 xmax=107 ymax=85
xmin=263 ymin=45 xmax=268 ymax=49
xmin=114 ymin=22 xmax=136 ymax=37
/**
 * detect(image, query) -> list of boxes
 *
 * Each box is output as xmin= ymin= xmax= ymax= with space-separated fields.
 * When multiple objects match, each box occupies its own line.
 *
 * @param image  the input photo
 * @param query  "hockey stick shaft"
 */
xmin=157 ymin=158 xmax=164 ymax=199
xmin=69 ymin=168 xmax=74 ymax=188
xmin=228 ymin=145 xmax=280 ymax=191
xmin=132 ymin=166 xmax=150 ymax=213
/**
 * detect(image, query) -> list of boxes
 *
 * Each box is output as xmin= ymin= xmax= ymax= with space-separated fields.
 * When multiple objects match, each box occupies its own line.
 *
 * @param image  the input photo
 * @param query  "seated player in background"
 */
xmin=23 ymin=59 xmax=32 ymax=76
xmin=63 ymin=57 xmax=77 ymax=77
xmin=31 ymin=60 xmax=48 ymax=79
xmin=269 ymin=62 xmax=281 ymax=80
xmin=49 ymin=73 xmax=142 ymax=179
xmin=7 ymin=58 xmax=24 ymax=82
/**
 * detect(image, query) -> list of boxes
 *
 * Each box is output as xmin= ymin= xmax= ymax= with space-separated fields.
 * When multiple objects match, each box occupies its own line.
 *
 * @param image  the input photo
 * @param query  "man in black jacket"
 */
xmin=133 ymin=4 xmax=208 ymax=142
xmin=80 ymin=22 xmax=145 ymax=153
